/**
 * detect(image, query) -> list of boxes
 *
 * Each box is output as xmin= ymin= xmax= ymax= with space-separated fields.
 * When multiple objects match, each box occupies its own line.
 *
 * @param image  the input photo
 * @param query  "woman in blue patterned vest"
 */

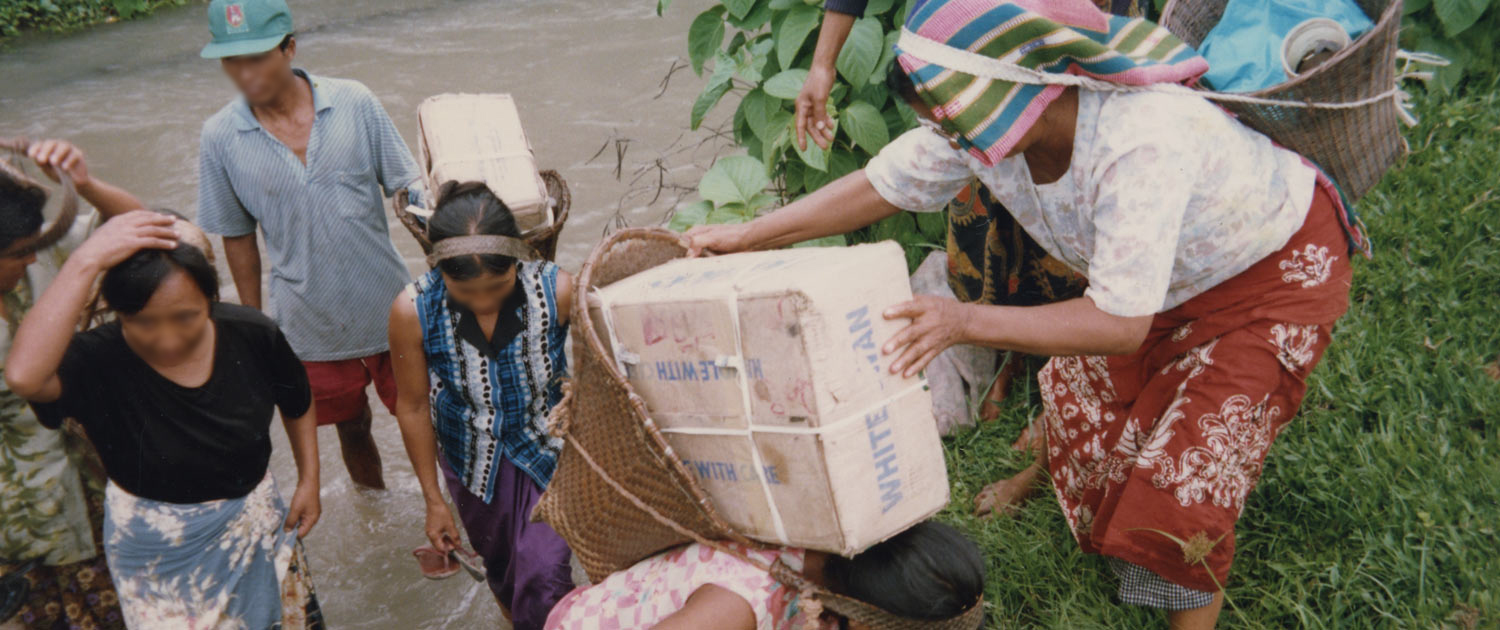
xmin=388 ymin=181 xmax=576 ymax=629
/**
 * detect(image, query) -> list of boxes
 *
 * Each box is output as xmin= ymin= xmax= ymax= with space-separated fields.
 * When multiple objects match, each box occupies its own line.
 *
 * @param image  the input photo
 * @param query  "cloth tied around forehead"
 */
xmin=427 ymin=234 xmax=538 ymax=268
xmin=894 ymin=0 xmax=1210 ymax=166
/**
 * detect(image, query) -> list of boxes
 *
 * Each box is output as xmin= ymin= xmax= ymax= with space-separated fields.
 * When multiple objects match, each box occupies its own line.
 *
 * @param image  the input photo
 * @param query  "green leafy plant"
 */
xmin=1 ymin=0 xmax=188 ymax=40
xmin=1399 ymin=0 xmax=1499 ymax=93
xmin=666 ymin=0 xmax=945 ymax=269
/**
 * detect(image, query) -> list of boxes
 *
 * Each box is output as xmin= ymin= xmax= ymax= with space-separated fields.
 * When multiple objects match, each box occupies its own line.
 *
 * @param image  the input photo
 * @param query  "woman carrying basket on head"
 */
xmin=388 ymin=181 xmax=576 ymax=629
xmin=685 ymin=0 xmax=1365 ymax=625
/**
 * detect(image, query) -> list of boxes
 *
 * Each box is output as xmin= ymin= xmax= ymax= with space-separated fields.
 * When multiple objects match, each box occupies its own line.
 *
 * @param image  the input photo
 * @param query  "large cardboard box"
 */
xmin=417 ymin=93 xmax=550 ymax=231
xmin=590 ymin=242 xmax=949 ymax=555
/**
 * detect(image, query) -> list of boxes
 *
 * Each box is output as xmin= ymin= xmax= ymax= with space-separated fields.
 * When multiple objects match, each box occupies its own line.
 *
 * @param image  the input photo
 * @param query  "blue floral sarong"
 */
xmin=102 ymin=475 xmax=323 ymax=629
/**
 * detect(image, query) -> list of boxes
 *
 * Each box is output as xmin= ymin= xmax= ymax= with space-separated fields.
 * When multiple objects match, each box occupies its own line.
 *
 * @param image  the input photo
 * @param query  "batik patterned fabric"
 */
xmin=412 ymin=261 xmax=568 ymax=501
xmin=943 ymin=181 xmax=1086 ymax=306
xmin=545 ymin=542 xmax=807 ymax=630
xmin=895 ymin=0 xmax=1208 ymax=165
xmin=1039 ymin=178 xmax=1353 ymax=593
xmin=102 ymin=474 xmax=324 ymax=630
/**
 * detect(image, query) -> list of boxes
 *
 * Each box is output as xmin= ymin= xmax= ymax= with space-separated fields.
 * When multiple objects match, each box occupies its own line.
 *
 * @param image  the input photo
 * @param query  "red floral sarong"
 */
xmin=1039 ymin=179 xmax=1353 ymax=592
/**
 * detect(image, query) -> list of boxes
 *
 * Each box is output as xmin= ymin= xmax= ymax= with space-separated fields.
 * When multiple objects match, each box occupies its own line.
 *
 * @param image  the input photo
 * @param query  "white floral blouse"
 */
xmin=866 ymin=89 xmax=1318 ymax=317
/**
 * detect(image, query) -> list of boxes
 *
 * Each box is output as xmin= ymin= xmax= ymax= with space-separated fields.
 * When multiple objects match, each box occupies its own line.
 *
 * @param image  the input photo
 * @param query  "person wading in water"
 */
xmin=195 ymin=0 xmax=429 ymax=489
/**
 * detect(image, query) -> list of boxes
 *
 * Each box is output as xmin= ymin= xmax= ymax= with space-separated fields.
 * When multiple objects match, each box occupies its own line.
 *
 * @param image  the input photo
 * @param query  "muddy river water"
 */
xmin=0 ymin=0 xmax=726 ymax=626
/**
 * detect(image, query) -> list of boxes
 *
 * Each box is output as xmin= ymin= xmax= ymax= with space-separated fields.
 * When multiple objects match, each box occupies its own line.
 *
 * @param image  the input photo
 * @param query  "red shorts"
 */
xmin=301 ymin=352 xmax=398 ymax=426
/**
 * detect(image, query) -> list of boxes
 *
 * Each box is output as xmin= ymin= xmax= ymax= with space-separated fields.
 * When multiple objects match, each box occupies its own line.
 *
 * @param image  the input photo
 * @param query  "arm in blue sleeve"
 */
xmin=364 ymin=89 xmax=426 ymax=202
xmin=196 ymin=128 xmax=258 ymax=237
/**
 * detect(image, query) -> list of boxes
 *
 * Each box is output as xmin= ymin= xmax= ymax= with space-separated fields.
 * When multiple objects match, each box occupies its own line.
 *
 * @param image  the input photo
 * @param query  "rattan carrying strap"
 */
xmin=427 ymin=234 xmax=537 ymax=267
xmin=0 ymin=137 xmax=80 ymax=259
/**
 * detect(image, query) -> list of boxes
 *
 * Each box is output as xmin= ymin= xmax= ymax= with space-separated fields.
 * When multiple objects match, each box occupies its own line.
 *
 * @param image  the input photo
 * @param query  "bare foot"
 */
xmin=1010 ymin=414 xmax=1045 ymax=453
xmin=973 ymin=459 xmax=1043 ymax=519
xmin=977 ymin=355 xmax=1023 ymax=423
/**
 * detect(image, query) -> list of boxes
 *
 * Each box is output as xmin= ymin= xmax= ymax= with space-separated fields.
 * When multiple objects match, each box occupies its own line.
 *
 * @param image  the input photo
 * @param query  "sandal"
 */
xmin=412 ymin=545 xmax=459 ymax=580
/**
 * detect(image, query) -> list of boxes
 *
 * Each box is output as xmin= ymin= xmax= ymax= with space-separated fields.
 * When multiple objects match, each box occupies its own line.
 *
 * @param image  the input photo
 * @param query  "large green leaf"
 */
xmin=1433 ymin=0 xmax=1488 ymax=35
xmin=700 ymin=155 xmax=772 ymax=205
xmin=775 ymin=4 xmax=821 ymax=70
xmin=793 ymin=114 xmax=837 ymax=172
xmin=740 ymin=89 xmax=778 ymax=138
xmin=835 ymin=17 xmax=883 ymax=88
xmin=915 ymin=210 xmax=947 ymax=239
xmin=863 ymin=0 xmax=897 ymax=17
xmin=688 ymin=6 xmax=726 ymax=75
xmin=841 ymin=100 xmax=889 ymax=152
xmin=667 ymin=200 xmax=713 ymax=231
xmin=709 ymin=203 xmax=756 ymax=224
xmin=763 ymin=68 xmax=810 ymax=98
xmin=873 ymin=29 xmax=901 ymax=85
xmin=729 ymin=0 xmax=773 ymax=30
xmin=692 ymin=81 xmax=732 ymax=130
xmin=723 ymin=0 xmax=757 ymax=20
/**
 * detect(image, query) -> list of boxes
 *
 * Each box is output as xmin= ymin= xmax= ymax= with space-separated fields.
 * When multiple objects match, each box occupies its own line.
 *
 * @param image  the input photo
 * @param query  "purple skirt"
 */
xmin=440 ymin=456 xmax=574 ymax=630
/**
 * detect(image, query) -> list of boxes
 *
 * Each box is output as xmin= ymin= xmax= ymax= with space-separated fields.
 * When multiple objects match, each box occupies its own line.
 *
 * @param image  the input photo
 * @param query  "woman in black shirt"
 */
xmin=6 ymin=210 xmax=325 ymax=629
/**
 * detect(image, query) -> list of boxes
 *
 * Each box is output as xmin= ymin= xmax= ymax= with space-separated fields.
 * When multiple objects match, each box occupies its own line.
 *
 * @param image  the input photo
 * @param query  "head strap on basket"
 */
xmin=427 ymin=234 xmax=538 ymax=267
xmin=390 ymin=187 xmax=540 ymax=267
xmin=0 ymin=137 xmax=80 ymax=259
xmin=768 ymin=559 xmax=985 ymax=630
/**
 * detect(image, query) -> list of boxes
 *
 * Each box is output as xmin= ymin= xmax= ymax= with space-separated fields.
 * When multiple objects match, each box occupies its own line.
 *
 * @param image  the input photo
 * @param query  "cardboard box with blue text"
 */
xmin=589 ymin=242 xmax=949 ymax=555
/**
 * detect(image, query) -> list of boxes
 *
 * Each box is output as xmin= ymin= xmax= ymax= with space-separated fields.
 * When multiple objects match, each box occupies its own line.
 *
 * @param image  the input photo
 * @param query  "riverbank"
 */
xmin=944 ymin=79 xmax=1500 ymax=627
xmin=0 ymin=0 xmax=189 ymax=41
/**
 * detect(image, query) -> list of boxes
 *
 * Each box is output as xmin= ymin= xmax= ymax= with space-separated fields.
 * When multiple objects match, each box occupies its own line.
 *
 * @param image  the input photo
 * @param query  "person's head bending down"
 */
xmin=545 ymin=519 xmax=986 ymax=629
xmin=428 ymin=180 xmax=525 ymax=313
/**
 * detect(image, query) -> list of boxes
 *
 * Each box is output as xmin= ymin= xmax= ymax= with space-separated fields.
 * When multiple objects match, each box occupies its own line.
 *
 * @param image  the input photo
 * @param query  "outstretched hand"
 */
xmin=681 ymin=223 xmax=754 ymax=258
xmin=72 ymin=210 xmax=178 ymax=270
xmin=882 ymin=295 xmax=970 ymax=378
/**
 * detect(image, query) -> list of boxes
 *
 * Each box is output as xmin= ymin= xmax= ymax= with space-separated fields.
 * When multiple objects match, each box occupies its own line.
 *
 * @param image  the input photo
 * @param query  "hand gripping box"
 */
xmin=589 ymin=241 xmax=949 ymax=555
xmin=416 ymin=93 xmax=550 ymax=231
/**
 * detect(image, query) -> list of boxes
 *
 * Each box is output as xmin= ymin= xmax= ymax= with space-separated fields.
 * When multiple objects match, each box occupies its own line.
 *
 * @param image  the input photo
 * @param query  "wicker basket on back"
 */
xmin=1161 ymin=0 xmax=1404 ymax=201
xmin=535 ymin=228 xmax=984 ymax=629
xmin=392 ymin=169 xmax=572 ymax=261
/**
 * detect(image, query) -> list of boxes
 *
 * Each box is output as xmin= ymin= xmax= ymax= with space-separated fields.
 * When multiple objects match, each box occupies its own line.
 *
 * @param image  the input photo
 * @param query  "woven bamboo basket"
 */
xmin=1160 ymin=0 xmax=1404 ymax=201
xmin=391 ymin=169 xmax=572 ymax=261
xmin=535 ymin=228 xmax=984 ymax=629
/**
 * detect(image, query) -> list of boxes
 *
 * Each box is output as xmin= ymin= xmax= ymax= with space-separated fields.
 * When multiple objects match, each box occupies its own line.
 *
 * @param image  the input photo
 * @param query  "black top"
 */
xmin=451 ymin=287 xmax=525 ymax=359
xmin=825 ymin=0 xmax=867 ymax=15
xmin=34 ymin=303 xmax=312 ymax=504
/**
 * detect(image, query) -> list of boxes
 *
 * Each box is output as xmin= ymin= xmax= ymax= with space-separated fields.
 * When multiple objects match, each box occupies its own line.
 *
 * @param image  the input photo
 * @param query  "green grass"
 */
xmin=936 ymin=80 xmax=1500 ymax=629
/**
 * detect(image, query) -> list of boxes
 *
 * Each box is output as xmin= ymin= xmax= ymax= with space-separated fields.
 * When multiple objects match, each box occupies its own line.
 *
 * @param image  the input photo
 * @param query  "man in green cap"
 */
xmin=197 ymin=0 xmax=427 ymax=490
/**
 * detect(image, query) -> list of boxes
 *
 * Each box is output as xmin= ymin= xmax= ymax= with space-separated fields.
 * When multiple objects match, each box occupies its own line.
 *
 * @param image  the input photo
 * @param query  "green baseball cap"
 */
xmin=200 ymin=0 xmax=294 ymax=59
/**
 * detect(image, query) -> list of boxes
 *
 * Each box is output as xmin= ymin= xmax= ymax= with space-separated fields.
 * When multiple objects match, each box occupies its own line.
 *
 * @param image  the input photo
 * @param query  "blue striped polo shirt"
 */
xmin=197 ymin=70 xmax=424 ymax=361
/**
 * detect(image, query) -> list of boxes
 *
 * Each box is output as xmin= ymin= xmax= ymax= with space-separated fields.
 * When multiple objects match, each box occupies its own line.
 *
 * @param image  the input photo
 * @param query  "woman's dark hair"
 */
xmin=823 ymin=520 xmax=985 ymax=621
xmin=886 ymin=61 xmax=922 ymax=106
xmin=0 ymin=169 xmax=47 ymax=254
xmin=100 ymin=243 xmax=220 ymax=315
xmin=428 ymin=180 xmax=521 ymax=280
